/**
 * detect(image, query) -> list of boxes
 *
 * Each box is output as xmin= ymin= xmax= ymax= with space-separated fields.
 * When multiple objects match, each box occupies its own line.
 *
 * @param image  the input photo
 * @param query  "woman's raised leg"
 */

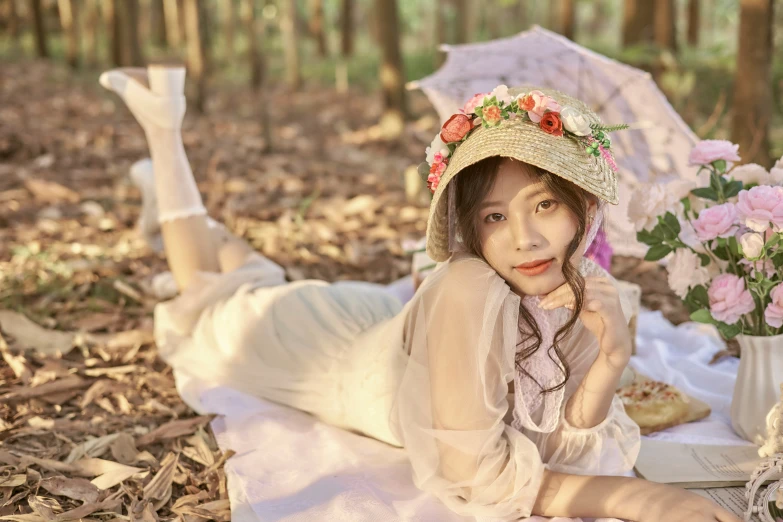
xmin=100 ymin=67 xmax=221 ymax=292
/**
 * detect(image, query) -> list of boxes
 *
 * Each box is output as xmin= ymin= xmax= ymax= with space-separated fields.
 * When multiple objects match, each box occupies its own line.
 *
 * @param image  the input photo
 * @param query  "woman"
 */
xmin=100 ymin=68 xmax=741 ymax=522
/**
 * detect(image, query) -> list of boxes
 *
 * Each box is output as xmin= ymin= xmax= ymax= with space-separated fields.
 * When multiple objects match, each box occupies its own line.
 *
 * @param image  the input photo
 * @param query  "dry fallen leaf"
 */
xmin=0 ymin=376 xmax=89 ymax=403
xmin=0 ymin=474 xmax=27 ymax=488
xmin=142 ymin=452 xmax=179 ymax=510
xmin=52 ymin=494 xmax=123 ymax=522
xmin=39 ymin=476 xmax=102 ymax=504
xmin=28 ymin=495 xmax=62 ymax=520
xmin=109 ymin=432 xmax=140 ymax=465
xmin=182 ymin=430 xmax=215 ymax=467
xmin=136 ymin=416 xmax=213 ymax=447
xmin=0 ymin=311 xmax=76 ymax=356
xmin=65 ymin=433 xmax=122 ymax=463
xmin=24 ymin=178 xmax=80 ymax=204
xmin=72 ymin=458 xmax=145 ymax=490
xmin=129 ymin=497 xmax=159 ymax=522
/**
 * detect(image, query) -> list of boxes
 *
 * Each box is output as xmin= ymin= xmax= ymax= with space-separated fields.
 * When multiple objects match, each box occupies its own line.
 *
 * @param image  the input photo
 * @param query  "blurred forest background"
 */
xmin=1 ymin=0 xmax=781 ymax=160
xmin=0 ymin=1 xmax=779 ymax=519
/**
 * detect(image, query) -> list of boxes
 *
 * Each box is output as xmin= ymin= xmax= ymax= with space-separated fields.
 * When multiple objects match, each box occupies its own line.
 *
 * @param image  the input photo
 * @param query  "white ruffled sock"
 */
xmin=129 ymin=156 xmax=223 ymax=253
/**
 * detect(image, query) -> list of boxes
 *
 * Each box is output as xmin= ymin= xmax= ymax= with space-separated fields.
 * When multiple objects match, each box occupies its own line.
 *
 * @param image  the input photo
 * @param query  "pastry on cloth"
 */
xmin=617 ymin=379 xmax=691 ymax=430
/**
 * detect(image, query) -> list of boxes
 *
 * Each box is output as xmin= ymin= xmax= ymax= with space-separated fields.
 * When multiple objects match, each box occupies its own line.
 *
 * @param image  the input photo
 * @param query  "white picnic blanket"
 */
xmin=175 ymin=276 xmax=752 ymax=522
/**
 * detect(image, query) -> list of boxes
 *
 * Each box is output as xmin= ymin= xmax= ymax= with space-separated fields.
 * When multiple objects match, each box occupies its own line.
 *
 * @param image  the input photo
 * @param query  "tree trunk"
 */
xmin=123 ymin=0 xmax=144 ymax=66
xmin=515 ymin=0 xmax=528 ymax=32
xmin=103 ymin=0 xmax=123 ymax=66
xmin=486 ymin=1 xmax=501 ymax=39
xmin=6 ymin=0 xmax=19 ymax=46
xmin=561 ymin=0 xmax=575 ymax=40
xmin=452 ymin=0 xmax=469 ymax=43
xmin=548 ymin=0 xmax=558 ymax=31
xmin=31 ymin=0 xmax=49 ymax=58
xmin=150 ymin=0 xmax=167 ymax=47
xmin=240 ymin=0 xmax=262 ymax=89
xmin=433 ymin=0 xmax=445 ymax=67
xmin=309 ymin=0 xmax=327 ymax=57
xmin=622 ymin=0 xmax=654 ymax=47
xmin=687 ymin=0 xmax=700 ymax=47
xmin=163 ymin=0 xmax=181 ymax=49
xmin=57 ymin=0 xmax=79 ymax=67
xmin=340 ymin=0 xmax=354 ymax=56
xmin=731 ymin=0 xmax=773 ymax=168
xmin=240 ymin=0 xmax=271 ymax=151
xmin=375 ymin=0 xmax=406 ymax=139
xmin=184 ymin=0 xmax=207 ymax=112
xmin=337 ymin=0 xmax=354 ymax=93
xmin=220 ymin=0 xmax=234 ymax=61
xmin=280 ymin=0 xmax=301 ymax=90
xmin=654 ymin=0 xmax=677 ymax=53
xmin=588 ymin=0 xmax=609 ymax=36
xmin=82 ymin=0 xmax=100 ymax=65
xmin=139 ymin=0 xmax=151 ymax=42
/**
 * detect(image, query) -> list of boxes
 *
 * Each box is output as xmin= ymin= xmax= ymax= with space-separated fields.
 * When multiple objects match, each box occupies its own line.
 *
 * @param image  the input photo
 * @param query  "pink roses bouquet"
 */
xmin=631 ymin=140 xmax=783 ymax=339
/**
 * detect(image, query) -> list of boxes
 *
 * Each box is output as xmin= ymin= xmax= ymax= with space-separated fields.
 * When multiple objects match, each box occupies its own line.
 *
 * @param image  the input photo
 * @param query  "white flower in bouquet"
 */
xmin=769 ymin=156 xmax=783 ymax=185
xmin=678 ymin=220 xmax=708 ymax=255
xmin=666 ymin=248 xmax=712 ymax=299
xmin=739 ymin=232 xmax=765 ymax=259
xmin=730 ymin=163 xmax=773 ymax=187
xmin=628 ymin=183 xmax=677 ymax=232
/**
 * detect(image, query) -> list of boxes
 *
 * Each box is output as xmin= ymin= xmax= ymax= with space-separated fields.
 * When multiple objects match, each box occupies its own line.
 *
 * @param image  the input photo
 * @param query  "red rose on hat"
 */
xmin=539 ymin=112 xmax=564 ymax=137
xmin=440 ymin=114 xmax=473 ymax=143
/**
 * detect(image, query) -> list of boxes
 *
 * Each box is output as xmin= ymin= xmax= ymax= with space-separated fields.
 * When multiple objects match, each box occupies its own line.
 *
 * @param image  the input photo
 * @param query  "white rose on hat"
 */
xmin=560 ymin=106 xmax=592 ymax=136
xmin=425 ymin=134 xmax=449 ymax=165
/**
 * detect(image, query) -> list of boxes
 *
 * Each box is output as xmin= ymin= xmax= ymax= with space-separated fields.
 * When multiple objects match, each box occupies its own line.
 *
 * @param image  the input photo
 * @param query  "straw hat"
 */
xmin=424 ymin=85 xmax=621 ymax=262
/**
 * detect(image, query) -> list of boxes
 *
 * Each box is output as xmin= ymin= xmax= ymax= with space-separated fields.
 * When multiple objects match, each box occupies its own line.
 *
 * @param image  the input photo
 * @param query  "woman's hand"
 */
xmin=99 ymin=67 xmax=186 ymax=134
xmin=537 ymin=276 xmax=631 ymax=363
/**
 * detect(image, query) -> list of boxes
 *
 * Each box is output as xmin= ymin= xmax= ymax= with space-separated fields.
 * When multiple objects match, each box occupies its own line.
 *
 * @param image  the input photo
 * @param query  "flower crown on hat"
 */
xmin=418 ymin=85 xmax=630 ymax=193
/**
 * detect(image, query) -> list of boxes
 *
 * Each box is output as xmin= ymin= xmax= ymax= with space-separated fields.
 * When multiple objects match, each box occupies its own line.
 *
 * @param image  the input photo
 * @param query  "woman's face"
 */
xmin=477 ymin=159 xmax=596 ymax=297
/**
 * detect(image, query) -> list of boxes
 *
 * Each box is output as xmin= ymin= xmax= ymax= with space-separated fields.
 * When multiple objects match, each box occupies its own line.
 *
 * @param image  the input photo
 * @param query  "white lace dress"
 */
xmin=154 ymin=250 xmax=641 ymax=521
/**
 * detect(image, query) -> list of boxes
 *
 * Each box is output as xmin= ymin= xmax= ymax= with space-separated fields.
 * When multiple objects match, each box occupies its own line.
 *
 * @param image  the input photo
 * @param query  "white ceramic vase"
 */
xmin=731 ymin=333 xmax=783 ymax=444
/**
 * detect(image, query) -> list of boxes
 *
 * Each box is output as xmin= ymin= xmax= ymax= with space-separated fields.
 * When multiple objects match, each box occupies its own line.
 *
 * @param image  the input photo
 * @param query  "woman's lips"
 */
xmin=514 ymin=259 xmax=553 ymax=276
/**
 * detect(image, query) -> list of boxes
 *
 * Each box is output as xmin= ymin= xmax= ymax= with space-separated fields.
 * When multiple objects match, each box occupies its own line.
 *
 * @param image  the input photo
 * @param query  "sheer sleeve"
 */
xmin=536 ymin=394 xmax=641 ymax=476
xmin=390 ymin=255 xmax=546 ymax=520
xmin=528 ymin=266 xmax=641 ymax=476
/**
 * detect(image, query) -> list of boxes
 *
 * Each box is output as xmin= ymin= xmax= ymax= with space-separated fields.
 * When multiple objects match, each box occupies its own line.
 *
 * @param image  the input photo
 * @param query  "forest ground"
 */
xmin=0 ymin=61 xmax=716 ymax=519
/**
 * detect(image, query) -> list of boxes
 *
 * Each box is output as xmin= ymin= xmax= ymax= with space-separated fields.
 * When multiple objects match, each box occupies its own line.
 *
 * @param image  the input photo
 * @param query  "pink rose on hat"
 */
xmin=708 ymin=273 xmax=756 ymax=325
xmin=692 ymin=202 xmax=738 ymax=241
xmin=527 ymin=90 xmax=561 ymax=123
xmin=462 ymin=92 xmax=490 ymax=115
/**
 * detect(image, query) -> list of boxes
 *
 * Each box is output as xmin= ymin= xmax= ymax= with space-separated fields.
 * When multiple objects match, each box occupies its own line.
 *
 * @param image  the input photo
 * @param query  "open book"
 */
xmin=634 ymin=439 xmax=783 ymax=488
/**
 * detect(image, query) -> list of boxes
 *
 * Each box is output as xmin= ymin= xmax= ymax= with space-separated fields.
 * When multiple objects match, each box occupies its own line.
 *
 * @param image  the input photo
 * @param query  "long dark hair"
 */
xmin=453 ymin=156 xmax=597 ymax=396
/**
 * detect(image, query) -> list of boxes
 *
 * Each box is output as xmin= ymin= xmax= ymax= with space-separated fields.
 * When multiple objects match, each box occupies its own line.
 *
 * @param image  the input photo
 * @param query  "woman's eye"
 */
xmin=485 ymin=213 xmax=505 ymax=223
xmin=537 ymin=199 xmax=555 ymax=212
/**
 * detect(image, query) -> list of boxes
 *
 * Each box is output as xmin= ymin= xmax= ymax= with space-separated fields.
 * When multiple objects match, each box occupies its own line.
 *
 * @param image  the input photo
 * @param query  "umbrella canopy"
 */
xmin=409 ymin=26 xmax=700 ymax=257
